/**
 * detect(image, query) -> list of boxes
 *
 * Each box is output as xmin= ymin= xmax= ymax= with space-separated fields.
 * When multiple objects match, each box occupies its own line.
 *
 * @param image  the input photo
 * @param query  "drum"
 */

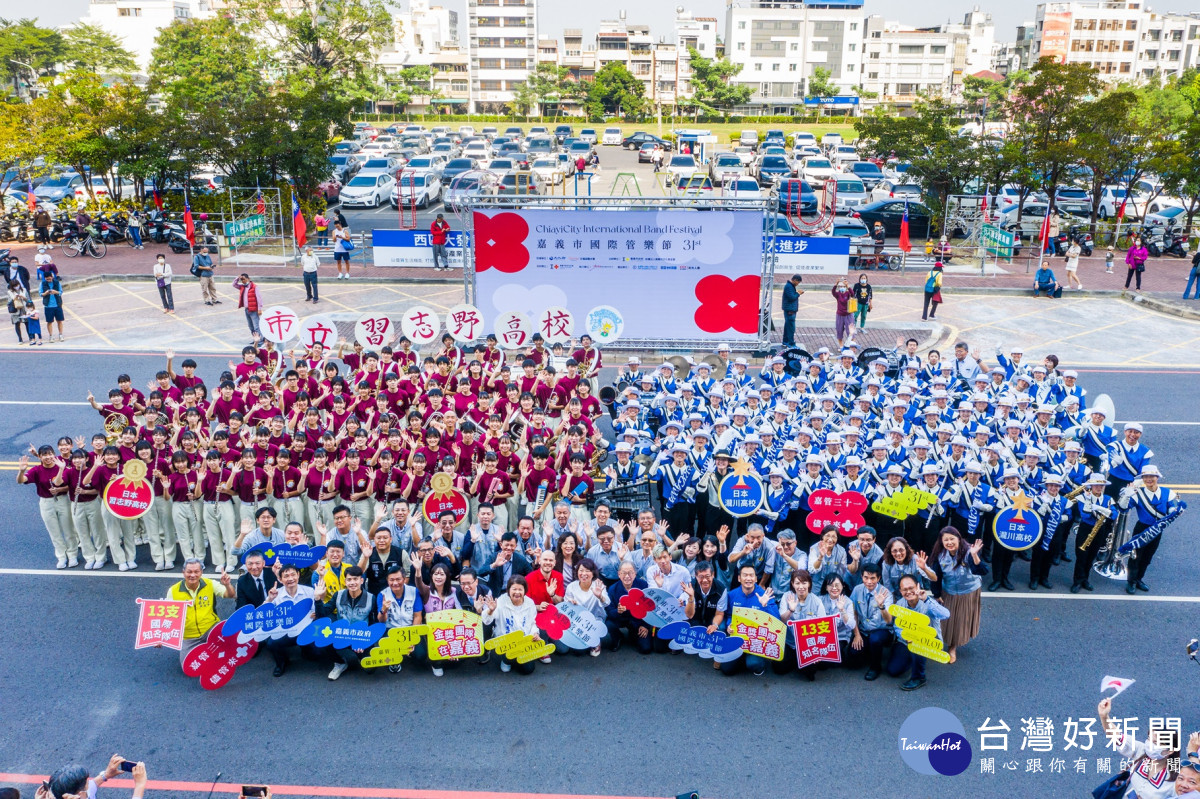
xmin=780 ymin=347 xmax=812 ymax=377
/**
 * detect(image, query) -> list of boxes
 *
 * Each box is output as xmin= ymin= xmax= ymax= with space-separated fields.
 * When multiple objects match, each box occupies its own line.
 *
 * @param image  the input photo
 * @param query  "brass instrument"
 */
xmin=104 ymin=412 xmax=126 ymax=444
xmin=1064 ymin=484 xmax=1087 ymax=501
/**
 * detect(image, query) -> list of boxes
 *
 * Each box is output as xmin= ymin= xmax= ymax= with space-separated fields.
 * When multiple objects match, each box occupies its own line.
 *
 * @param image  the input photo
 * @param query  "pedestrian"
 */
xmin=34 ymin=247 xmax=56 ymax=281
xmin=1104 ymin=247 xmax=1114 ymax=274
xmin=1183 ymin=248 xmax=1200 ymax=300
xmin=193 ymin=247 xmax=219 ymax=305
xmin=921 ymin=261 xmax=943 ymax=320
xmin=831 ymin=277 xmax=854 ymax=347
xmin=1064 ymin=239 xmax=1082 ymax=290
xmin=7 ymin=279 xmax=29 ymax=344
xmin=39 ymin=271 xmax=65 ymax=342
xmin=575 ymin=155 xmax=587 ymax=174
xmin=22 ymin=301 xmax=43 ymax=345
xmin=233 ymin=273 xmax=262 ymax=343
xmin=300 ymin=245 xmax=320 ymax=302
xmin=127 ymin=208 xmax=144 ymax=249
xmin=781 ymin=273 xmax=803 ymax=347
xmin=314 ymin=211 xmax=329 ymax=247
xmin=430 ymin=213 xmax=451 ymax=272
xmin=1125 ymin=239 xmax=1149 ymax=291
xmin=332 ymin=221 xmax=352 ymax=279
xmin=33 ymin=205 xmax=51 ymax=244
xmin=7 ymin=255 xmax=30 ymax=292
xmin=335 ymin=209 xmax=348 ymax=229
xmin=1045 ymin=211 xmax=1061 ymax=255
xmin=153 ymin=253 xmax=175 ymax=314
xmin=651 ymin=146 xmax=664 ymax=173
xmin=852 ymin=272 xmax=873 ymax=332
xmin=872 ymin=222 xmax=886 ymax=259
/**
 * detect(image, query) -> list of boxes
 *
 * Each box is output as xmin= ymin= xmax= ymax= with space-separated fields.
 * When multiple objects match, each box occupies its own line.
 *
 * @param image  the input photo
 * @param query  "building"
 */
xmin=1031 ymin=1 xmax=1200 ymax=81
xmin=995 ymin=20 xmax=1037 ymax=75
xmin=394 ymin=0 xmax=458 ymax=55
xmin=723 ymin=0 xmax=866 ymax=115
xmin=467 ymin=0 xmax=536 ymax=111
xmin=675 ymin=9 xmax=718 ymax=99
xmin=859 ymin=16 xmax=965 ymax=103
xmin=943 ymin=7 xmax=997 ymax=77
xmin=78 ymin=0 xmax=210 ymax=71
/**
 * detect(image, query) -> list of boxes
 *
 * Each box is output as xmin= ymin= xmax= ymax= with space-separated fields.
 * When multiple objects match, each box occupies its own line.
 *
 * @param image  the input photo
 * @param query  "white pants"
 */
xmin=71 ymin=500 xmax=105 ymax=562
xmin=202 ymin=500 xmax=237 ymax=570
xmin=102 ymin=505 xmax=138 ymax=565
xmin=39 ymin=495 xmax=78 ymax=560
xmin=142 ymin=496 xmax=175 ymax=566
xmin=172 ymin=500 xmax=204 ymax=560
xmin=276 ymin=496 xmax=305 ymax=531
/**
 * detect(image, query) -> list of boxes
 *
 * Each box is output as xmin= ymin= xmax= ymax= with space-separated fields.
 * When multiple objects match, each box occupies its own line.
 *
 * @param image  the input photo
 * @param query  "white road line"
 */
xmin=0 ymin=567 xmax=220 ymax=579
xmin=0 ymin=401 xmax=91 ymax=406
xmin=1114 ymin=421 xmax=1200 ymax=426
xmin=982 ymin=592 xmax=1200 ymax=603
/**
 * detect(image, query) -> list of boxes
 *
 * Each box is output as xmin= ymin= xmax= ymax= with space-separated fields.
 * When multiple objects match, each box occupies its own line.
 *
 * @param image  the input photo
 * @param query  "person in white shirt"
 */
xmin=300 ymin=245 xmax=320 ymax=303
xmin=153 ymin=254 xmax=174 ymax=314
xmin=645 ymin=545 xmax=690 ymax=600
xmin=563 ymin=558 xmax=611 ymax=657
xmin=481 ymin=574 xmax=542 ymax=674
xmin=265 ymin=563 xmax=319 ymax=676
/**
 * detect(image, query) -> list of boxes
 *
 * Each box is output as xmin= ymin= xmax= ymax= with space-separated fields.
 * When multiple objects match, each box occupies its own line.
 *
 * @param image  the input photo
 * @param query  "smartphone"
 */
xmin=241 ymin=787 xmax=268 ymax=798
xmin=119 ymin=761 xmax=137 ymax=773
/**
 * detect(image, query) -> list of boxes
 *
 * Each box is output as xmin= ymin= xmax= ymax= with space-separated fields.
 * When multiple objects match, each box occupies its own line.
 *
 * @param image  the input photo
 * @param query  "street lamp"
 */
xmin=8 ymin=59 xmax=39 ymax=100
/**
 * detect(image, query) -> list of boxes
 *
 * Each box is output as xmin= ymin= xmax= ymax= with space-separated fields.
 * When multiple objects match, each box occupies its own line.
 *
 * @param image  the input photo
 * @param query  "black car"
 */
xmin=852 ymin=199 xmax=934 ymax=238
xmin=553 ymin=124 xmax=573 ymax=144
xmin=441 ymin=157 xmax=477 ymax=185
xmin=621 ymin=132 xmax=672 ymax=151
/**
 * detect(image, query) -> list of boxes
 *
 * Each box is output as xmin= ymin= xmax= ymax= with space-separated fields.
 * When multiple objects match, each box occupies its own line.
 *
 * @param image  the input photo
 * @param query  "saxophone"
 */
xmin=1078 ymin=497 xmax=1109 ymax=551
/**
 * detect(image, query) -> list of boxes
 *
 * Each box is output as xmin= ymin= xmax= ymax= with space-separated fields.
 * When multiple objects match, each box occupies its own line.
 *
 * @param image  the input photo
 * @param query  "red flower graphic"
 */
xmin=694 ymin=274 xmax=761 ymax=334
xmin=473 ymin=212 xmax=530 ymax=273
xmin=617 ymin=588 xmax=655 ymax=620
xmin=536 ymin=605 xmax=572 ymax=640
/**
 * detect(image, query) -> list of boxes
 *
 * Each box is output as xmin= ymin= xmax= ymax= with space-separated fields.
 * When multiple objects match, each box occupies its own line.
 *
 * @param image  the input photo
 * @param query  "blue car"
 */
xmin=776 ymin=178 xmax=818 ymax=216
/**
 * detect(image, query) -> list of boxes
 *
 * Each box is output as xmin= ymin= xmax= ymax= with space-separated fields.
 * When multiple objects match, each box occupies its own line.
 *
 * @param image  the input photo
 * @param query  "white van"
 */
xmin=739 ymin=129 xmax=759 ymax=147
xmin=602 ymin=127 xmax=623 ymax=145
xmin=822 ymin=132 xmax=844 ymax=151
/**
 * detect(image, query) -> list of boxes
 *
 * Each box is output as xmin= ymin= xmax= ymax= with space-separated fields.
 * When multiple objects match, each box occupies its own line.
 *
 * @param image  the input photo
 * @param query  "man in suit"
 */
xmin=479 ymin=531 xmax=532 ymax=596
xmin=235 ymin=550 xmax=278 ymax=609
xmin=782 ymin=274 xmax=803 ymax=347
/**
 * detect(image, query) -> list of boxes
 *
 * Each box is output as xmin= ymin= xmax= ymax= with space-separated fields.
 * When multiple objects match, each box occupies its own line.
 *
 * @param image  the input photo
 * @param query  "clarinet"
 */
xmin=665 ymin=463 xmax=694 ymax=512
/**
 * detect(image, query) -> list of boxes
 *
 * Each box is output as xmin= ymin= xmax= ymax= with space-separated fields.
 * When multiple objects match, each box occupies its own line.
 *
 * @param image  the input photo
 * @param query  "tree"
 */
xmin=584 ymin=61 xmax=645 ymax=120
xmin=521 ymin=62 xmax=570 ymax=117
xmin=687 ymin=47 xmax=750 ymax=115
xmin=1074 ymin=89 xmax=1157 ymax=227
xmin=962 ymin=70 xmax=1028 ymax=121
xmin=806 ymin=66 xmax=837 ymax=99
xmin=62 ymin=23 xmax=138 ymax=74
xmin=388 ymin=65 xmax=441 ymax=114
xmin=0 ymin=19 xmax=65 ymax=97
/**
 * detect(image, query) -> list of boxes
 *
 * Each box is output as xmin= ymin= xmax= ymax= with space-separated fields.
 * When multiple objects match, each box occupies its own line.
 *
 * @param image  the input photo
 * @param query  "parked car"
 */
xmin=830 ymin=176 xmax=870 ymax=214
xmin=443 ymin=175 xmax=483 ymax=207
xmin=318 ymin=173 xmax=342 ymax=202
xmin=390 ymin=172 xmax=442 ymax=209
xmin=708 ymin=152 xmax=745 ymax=184
xmin=431 ymin=142 xmax=460 ymax=159
xmin=503 ymin=126 xmax=524 ymax=138
xmin=870 ymin=179 xmax=924 ymax=204
xmin=725 ymin=177 xmax=764 ymax=207
xmin=552 ymin=125 xmax=574 ymax=144
xmin=341 ymin=171 xmax=396 ymax=208
xmin=531 ymin=158 xmax=564 ymax=186
xmin=754 ymin=155 xmax=793 ymax=186
xmin=496 ymin=171 xmax=537 ymax=195
xmin=637 ymin=142 xmax=660 ymax=163
xmin=462 ymin=141 xmax=490 ymax=162
xmin=1052 ymin=187 xmax=1092 ymax=217
xmin=665 ymin=154 xmax=699 ymax=185
xmin=776 ymin=178 xmax=819 ymax=217
xmin=481 ymin=126 xmax=498 ymax=140
xmin=852 ymin=198 xmax=934 ymax=238
xmin=404 ymin=156 xmax=445 ymax=184
xmin=399 ymin=137 xmax=429 ymax=154
xmin=602 ymin=127 xmax=623 ymax=145
xmin=821 ymin=132 xmax=844 ymax=151
xmin=826 ymin=218 xmax=875 ymax=259
xmin=441 ymin=158 xmax=477 ymax=186
xmin=554 ymin=152 xmax=576 ymax=178
xmin=997 ymin=201 xmax=1088 ymax=237
xmin=733 ymin=146 xmax=757 ymax=166
xmin=622 ymin=132 xmax=671 ymax=150
xmin=675 ymin=175 xmax=715 ymax=197
xmin=739 ymin=129 xmax=759 ymax=147
xmin=334 ymin=140 xmax=362 ymax=153
xmin=831 ymin=144 xmax=860 ymax=167
xmin=487 ymin=158 xmax=517 ymax=173
xmin=846 ymin=161 xmax=885 ymax=191
xmin=1142 ymin=205 xmax=1188 ymax=231
xmin=567 ymin=141 xmax=593 ymax=159
xmin=359 ymin=157 xmax=401 ymax=174
xmin=34 ymin=173 xmax=85 ymax=203
xmin=458 ymin=125 xmax=476 ymax=138
xmin=791 ymin=131 xmax=817 ymax=150
xmin=579 ymin=128 xmax=598 ymax=145
xmin=800 ymin=156 xmax=838 ymax=187
xmin=76 ymin=176 xmax=135 ymax=200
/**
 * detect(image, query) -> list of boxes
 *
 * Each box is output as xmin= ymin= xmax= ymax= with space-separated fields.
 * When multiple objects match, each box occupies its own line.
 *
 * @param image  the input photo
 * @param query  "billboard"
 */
xmin=472 ymin=209 xmax=764 ymax=342
xmin=1040 ymin=7 xmax=1072 ymax=64
xmin=771 ymin=235 xmax=850 ymax=276
xmin=374 ymin=228 xmax=468 ymax=268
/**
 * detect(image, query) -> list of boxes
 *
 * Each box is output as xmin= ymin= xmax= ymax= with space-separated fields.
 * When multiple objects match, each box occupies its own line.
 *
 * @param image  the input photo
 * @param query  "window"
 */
xmin=930 ymin=45 xmax=946 ymax=54
xmin=868 ymin=72 xmax=878 ymax=79
xmin=118 ymin=7 xmax=142 ymax=16
xmin=699 ymin=43 xmax=705 ymax=50
xmin=791 ymin=42 xmax=798 ymax=51
xmin=847 ymin=64 xmax=854 ymax=72
xmin=479 ymin=80 xmax=502 ymax=90
xmin=451 ymin=80 xmax=468 ymax=92
xmin=736 ymin=42 xmax=745 ymax=51
xmin=850 ymin=22 xmax=858 ymax=31
xmin=738 ymin=21 xmax=746 ymax=30
xmin=1120 ymin=62 xmax=1131 ymax=72
xmin=754 ymin=62 xmax=761 ymax=71
xmin=789 ymin=63 xmax=797 ymax=71
xmin=480 ymin=58 xmax=502 ymax=69
xmin=898 ymin=45 xmax=924 ymax=55
xmin=1124 ymin=40 xmax=1134 ymax=51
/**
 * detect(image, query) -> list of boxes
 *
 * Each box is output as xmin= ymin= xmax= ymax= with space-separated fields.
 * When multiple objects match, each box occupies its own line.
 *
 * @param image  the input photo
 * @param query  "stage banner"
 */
xmin=473 ymin=209 xmax=764 ymax=342
xmin=374 ymin=229 xmax=468 ymax=268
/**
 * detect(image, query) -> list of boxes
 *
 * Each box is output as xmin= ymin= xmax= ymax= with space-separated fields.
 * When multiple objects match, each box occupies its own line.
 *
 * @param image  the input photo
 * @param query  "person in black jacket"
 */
xmin=235 ymin=550 xmax=278 ymax=608
xmin=606 ymin=561 xmax=652 ymax=653
xmin=781 ymin=274 xmax=803 ymax=346
xmin=479 ymin=532 xmax=532 ymax=596
xmin=851 ymin=272 xmax=873 ymax=334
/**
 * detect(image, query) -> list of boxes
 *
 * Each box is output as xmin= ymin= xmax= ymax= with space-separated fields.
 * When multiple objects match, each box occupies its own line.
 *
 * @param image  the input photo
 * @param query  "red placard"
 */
xmin=133 ymin=598 xmax=190 ymax=650
xmin=804 ymin=489 xmax=868 ymax=537
xmin=422 ymin=488 xmax=469 ymax=526
xmin=181 ymin=625 xmax=259 ymax=690
xmin=104 ymin=477 xmax=153 ymax=520
xmin=790 ymin=614 xmax=843 ymax=668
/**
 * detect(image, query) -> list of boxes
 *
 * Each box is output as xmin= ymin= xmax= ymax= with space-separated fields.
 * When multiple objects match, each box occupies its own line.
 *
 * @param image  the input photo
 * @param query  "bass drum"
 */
xmin=779 ymin=347 xmax=812 ymax=377
xmin=857 ymin=346 xmax=897 ymax=378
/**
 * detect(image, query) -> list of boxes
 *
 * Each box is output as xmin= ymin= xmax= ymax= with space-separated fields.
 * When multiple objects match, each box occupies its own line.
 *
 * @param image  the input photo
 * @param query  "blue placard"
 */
xmin=372 ymin=229 xmax=469 ymax=249
xmin=718 ymin=472 xmax=765 ymax=518
xmin=658 ymin=621 xmax=745 ymax=662
xmin=296 ymin=618 xmax=389 ymax=649
xmin=245 ymin=542 xmax=327 ymax=567
xmin=221 ymin=598 xmax=314 ymax=638
xmin=992 ymin=507 xmax=1044 ymax=551
xmin=802 ymin=96 xmax=862 ymax=106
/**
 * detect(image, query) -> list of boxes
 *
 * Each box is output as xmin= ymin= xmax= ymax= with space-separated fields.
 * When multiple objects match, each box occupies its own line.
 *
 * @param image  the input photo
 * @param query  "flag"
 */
xmin=1100 ymin=675 xmax=1135 ymax=698
xmin=255 ymin=188 xmax=266 ymax=216
xmin=897 ymin=199 xmax=911 ymax=253
xmin=291 ymin=188 xmax=307 ymax=248
xmin=1116 ymin=196 xmax=1127 ymax=222
xmin=183 ymin=203 xmax=196 ymax=247
xmin=980 ymin=190 xmax=989 ymax=222
xmin=152 ymin=186 xmax=164 ymax=211
xmin=26 ymin=180 xmax=36 ymax=213
xmin=1037 ymin=205 xmax=1052 ymax=254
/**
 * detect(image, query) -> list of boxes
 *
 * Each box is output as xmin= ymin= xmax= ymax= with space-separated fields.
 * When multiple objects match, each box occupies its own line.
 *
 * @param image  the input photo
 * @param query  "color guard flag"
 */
xmin=897 ymin=199 xmax=911 ymax=253
xmin=152 ymin=186 xmax=164 ymax=211
xmin=1100 ymin=675 xmax=1135 ymax=698
xmin=183 ymin=203 xmax=196 ymax=247
xmin=291 ymin=188 xmax=307 ymax=248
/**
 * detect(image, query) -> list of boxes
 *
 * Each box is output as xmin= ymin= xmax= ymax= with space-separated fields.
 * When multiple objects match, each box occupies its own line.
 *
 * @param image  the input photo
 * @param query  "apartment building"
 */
xmin=859 ymin=17 xmax=967 ymax=102
xmin=78 ymin=0 xmax=210 ymax=71
xmin=467 ymin=0 xmax=536 ymax=111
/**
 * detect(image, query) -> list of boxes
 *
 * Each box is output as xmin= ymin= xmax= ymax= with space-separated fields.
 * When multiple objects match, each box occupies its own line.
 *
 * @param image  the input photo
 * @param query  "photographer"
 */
xmin=39 ymin=756 xmax=147 ymax=799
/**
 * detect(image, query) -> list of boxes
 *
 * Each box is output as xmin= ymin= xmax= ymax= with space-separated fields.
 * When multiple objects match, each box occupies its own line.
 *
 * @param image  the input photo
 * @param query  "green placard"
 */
xmin=981 ymin=223 xmax=1014 ymax=258
xmin=223 ymin=214 xmax=267 ymax=247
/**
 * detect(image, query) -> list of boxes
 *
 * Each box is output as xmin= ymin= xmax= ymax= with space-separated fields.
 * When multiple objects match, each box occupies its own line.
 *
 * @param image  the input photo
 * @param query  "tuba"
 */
xmin=1093 ymin=481 xmax=1140 ymax=581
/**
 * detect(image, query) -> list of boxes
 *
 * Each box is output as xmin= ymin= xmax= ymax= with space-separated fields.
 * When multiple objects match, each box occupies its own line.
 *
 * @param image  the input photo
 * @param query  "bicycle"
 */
xmin=61 ymin=229 xmax=108 ymax=259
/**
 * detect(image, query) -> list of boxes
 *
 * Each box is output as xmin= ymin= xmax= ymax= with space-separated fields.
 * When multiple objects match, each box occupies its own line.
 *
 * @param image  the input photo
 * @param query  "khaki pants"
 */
xmin=202 ymin=500 xmax=237 ymax=570
xmin=347 ymin=499 xmax=372 ymax=525
xmin=172 ymin=500 xmax=204 ymax=560
xmin=102 ymin=505 xmax=138 ymax=565
xmin=276 ymin=496 xmax=305 ymax=531
xmin=199 ymin=275 xmax=217 ymax=303
xmin=142 ymin=496 xmax=176 ymax=566
xmin=306 ymin=498 xmax=335 ymax=537
xmin=71 ymin=500 xmax=105 ymax=562
xmin=40 ymin=494 xmax=78 ymax=560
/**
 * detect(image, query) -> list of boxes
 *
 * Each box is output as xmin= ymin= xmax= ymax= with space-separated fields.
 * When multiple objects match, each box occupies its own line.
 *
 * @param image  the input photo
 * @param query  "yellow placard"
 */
xmin=899 ymin=625 xmax=942 ymax=645
xmin=360 ymin=624 xmax=428 ymax=669
xmin=887 ymin=604 xmax=933 ymax=625
xmin=729 ymin=606 xmax=787 ymax=662
xmin=426 ymin=609 xmax=485 ymax=661
xmin=906 ymin=642 xmax=952 ymax=663
xmin=872 ymin=487 xmax=939 ymax=520
xmin=483 ymin=630 xmax=556 ymax=663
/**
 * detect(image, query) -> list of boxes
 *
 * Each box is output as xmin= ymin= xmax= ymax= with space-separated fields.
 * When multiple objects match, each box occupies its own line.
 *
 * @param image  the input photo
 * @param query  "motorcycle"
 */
xmin=1055 ymin=225 xmax=1093 ymax=257
xmin=147 ymin=209 xmax=184 ymax=244
xmin=1163 ymin=225 xmax=1189 ymax=258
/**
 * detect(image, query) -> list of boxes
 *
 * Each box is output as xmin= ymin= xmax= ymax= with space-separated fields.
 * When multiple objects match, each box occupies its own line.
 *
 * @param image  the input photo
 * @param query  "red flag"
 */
xmin=291 ymin=189 xmax=307 ymax=247
xmin=980 ymin=191 xmax=989 ymax=222
xmin=26 ymin=180 xmax=36 ymax=213
xmin=255 ymin=190 xmax=266 ymax=216
xmin=1116 ymin=197 xmax=1127 ymax=221
xmin=152 ymin=187 xmax=163 ymax=211
xmin=898 ymin=200 xmax=912 ymax=253
xmin=1037 ymin=205 xmax=1052 ymax=254
xmin=183 ymin=204 xmax=196 ymax=246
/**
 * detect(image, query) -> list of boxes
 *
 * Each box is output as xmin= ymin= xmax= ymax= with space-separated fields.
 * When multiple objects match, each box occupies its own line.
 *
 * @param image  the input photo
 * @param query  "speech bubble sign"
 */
xmin=296 ymin=618 xmax=388 ymax=649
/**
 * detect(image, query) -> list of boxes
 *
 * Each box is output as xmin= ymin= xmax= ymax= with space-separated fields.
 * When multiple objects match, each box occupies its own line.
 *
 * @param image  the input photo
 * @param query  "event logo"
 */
xmin=899 ymin=707 xmax=973 ymax=776
xmin=694 ymin=274 xmax=760 ymax=334
xmin=474 ymin=212 xmax=529 ymax=272
xmin=585 ymin=305 xmax=624 ymax=344
xmin=718 ymin=459 xmax=765 ymax=518
xmin=657 ymin=620 xmax=745 ymax=662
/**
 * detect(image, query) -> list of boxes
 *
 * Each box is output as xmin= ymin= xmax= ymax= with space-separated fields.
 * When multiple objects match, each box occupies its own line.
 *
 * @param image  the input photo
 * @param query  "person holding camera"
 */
xmin=39 ymin=756 xmax=147 ymax=799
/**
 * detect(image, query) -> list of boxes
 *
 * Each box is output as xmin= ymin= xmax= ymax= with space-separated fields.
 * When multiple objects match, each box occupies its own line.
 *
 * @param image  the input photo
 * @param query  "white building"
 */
xmin=78 ymin=0 xmax=210 ymax=71
xmin=860 ymin=16 xmax=967 ymax=102
xmin=466 ymin=0 xmax=536 ymax=112
xmin=724 ymin=0 xmax=865 ymax=114
xmin=675 ymin=8 xmax=718 ymax=99
xmin=393 ymin=0 xmax=458 ymax=55
xmin=943 ymin=7 xmax=997 ymax=78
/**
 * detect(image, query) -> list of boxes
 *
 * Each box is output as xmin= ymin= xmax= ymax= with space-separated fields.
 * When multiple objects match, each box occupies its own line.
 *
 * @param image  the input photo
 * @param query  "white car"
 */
xmin=665 ymin=154 xmax=699 ymax=184
xmin=403 ymin=156 xmax=446 ymax=183
xmin=462 ymin=142 xmax=489 ymax=161
xmin=831 ymin=144 xmax=859 ymax=167
xmin=340 ymin=171 xmax=395 ymax=207
xmin=870 ymin=179 xmax=924 ymax=204
xmin=724 ymin=177 xmax=764 ymax=207
xmin=821 ymin=132 xmax=844 ymax=151
xmin=830 ymin=176 xmax=869 ymax=214
xmin=75 ymin=176 xmax=135 ymax=200
xmin=390 ymin=172 xmax=442 ymax=208
xmin=708 ymin=152 xmax=745 ymax=184
xmin=579 ymin=128 xmax=598 ymax=145
xmin=602 ymin=127 xmax=623 ymax=145
xmin=739 ymin=129 xmax=759 ymax=147
xmin=792 ymin=131 xmax=817 ymax=149
xmin=800 ymin=156 xmax=838 ymax=187
xmin=733 ymin=146 xmax=756 ymax=166
xmin=530 ymin=158 xmax=564 ymax=185
xmin=458 ymin=125 xmax=476 ymax=138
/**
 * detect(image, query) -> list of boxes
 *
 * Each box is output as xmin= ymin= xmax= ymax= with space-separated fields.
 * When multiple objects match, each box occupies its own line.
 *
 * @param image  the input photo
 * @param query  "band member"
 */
xmin=1030 ymin=474 xmax=1072 ymax=590
xmin=1071 ymin=474 xmax=1114 ymax=594
xmin=1117 ymin=465 xmax=1183 ymax=594
xmin=1105 ymin=422 xmax=1153 ymax=502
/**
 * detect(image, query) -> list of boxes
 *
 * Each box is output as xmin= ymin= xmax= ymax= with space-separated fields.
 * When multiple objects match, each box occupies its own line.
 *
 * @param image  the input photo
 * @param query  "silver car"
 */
xmin=830 ymin=177 xmax=869 ymax=214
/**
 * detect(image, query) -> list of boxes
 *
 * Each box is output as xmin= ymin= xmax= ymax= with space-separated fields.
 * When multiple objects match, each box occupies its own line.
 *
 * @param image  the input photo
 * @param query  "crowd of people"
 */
xmin=15 ymin=329 xmax=1182 ymax=690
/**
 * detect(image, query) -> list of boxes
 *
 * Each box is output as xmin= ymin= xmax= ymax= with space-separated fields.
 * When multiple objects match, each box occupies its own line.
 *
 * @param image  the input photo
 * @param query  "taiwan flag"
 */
xmin=291 ymin=188 xmax=307 ymax=247
xmin=255 ymin=190 xmax=266 ymax=216
xmin=1116 ymin=195 xmax=1128 ymax=222
xmin=897 ymin=199 xmax=911 ymax=253
xmin=26 ymin=180 xmax=36 ymax=213
xmin=152 ymin=186 xmax=164 ymax=211
xmin=183 ymin=204 xmax=196 ymax=246
xmin=1037 ymin=205 xmax=1052 ymax=253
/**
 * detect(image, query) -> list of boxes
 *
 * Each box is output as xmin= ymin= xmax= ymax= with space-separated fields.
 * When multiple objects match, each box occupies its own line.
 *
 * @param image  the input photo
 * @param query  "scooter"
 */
xmin=1055 ymin=225 xmax=1094 ymax=257
xmin=1164 ymin=225 xmax=1189 ymax=258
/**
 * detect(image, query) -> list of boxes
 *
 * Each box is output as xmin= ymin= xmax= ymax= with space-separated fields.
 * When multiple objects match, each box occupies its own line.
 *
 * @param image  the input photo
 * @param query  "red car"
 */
xmin=319 ymin=175 xmax=342 ymax=202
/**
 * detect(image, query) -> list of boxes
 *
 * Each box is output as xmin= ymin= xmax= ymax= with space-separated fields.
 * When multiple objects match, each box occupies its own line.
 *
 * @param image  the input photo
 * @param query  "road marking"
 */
xmin=0 ymin=401 xmax=90 ymax=406
xmin=982 ymin=592 xmax=1200 ymax=603
xmin=0 ymin=567 xmax=214 ymax=578
xmin=0 ymin=775 xmax=661 ymax=799
xmin=64 ymin=307 xmax=117 ymax=348
xmin=109 ymin=283 xmax=237 ymax=351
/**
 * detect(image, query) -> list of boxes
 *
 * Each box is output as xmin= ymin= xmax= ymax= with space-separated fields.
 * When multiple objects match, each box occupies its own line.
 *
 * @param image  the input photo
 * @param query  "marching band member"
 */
xmin=1071 ymin=474 xmax=1114 ymax=594
xmin=1029 ymin=473 xmax=1072 ymax=590
xmin=910 ymin=465 xmax=949 ymax=553
xmin=1118 ymin=465 xmax=1183 ymax=594
xmin=1106 ymin=422 xmax=1154 ymax=501
xmin=1077 ymin=407 xmax=1117 ymax=472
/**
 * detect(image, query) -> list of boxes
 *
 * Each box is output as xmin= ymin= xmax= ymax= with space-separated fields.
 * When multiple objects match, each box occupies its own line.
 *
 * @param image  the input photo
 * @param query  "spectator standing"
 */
xmin=41 ymin=756 xmax=148 ymax=799
xmin=871 ymin=221 xmax=886 ymax=258
xmin=7 ymin=255 xmax=30 ymax=292
xmin=22 ymin=301 xmax=43 ymax=345
xmin=193 ymin=247 xmax=219 ymax=305
xmin=300 ymin=245 xmax=320 ymax=303
xmin=8 ymin=279 xmax=30 ymax=344
xmin=335 ymin=209 xmax=348 ymax=229
xmin=233 ymin=273 xmax=262 ymax=343
xmin=851 ymin=272 xmax=873 ymax=333
xmin=39 ymin=272 xmax=65 ymax=342
xmin=831 ymin=277 xmax=854 ymax=347
xmin=651 ymin=146 xmax=664 ymax=172
xmin=332 ymin=221 xmax=352 ymax=280
xmin=314 ymin=211 xmax=329 ymax=246
xmin=430 ymin=213 xmax=451 ymax=272
xmin=781 ymin=274 xmax=803 ymax=347
xmin=1045 ymin=211 xmax=1061 ymax=255
xmin=153 ymin=254 xmax=175 ymax=314
xmin=921 ymin=261 xmax=943 ymax=320
xmin=33 ymin=206 xmax=51 ymax=244
xmin=1125 ymin=240 xmax=1149 ymax=291
xmin=1064 ymin=239 xmax=1082 ymax=290
xmin=1184 ymin=248 xmax=1200 ymax=300
xmin=127 ymin=208 xmax=145 ymax=249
